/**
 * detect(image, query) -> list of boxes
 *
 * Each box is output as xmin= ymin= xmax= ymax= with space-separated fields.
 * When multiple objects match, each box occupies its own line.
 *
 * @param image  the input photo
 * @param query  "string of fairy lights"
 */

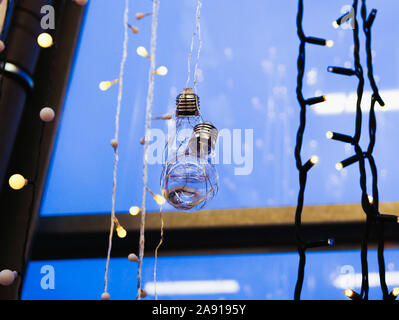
xmin=98 ymin=0 xmax=168 ymax=300
xmin=328 ymin=0 xmax=399 ymax=301
xmin=294 ymin=0 xmax=399 ymax=300
xmin=0 ymin=0 xmax=87 ymax=291
xmin=293 ymin=0 xmax=335 ymax=300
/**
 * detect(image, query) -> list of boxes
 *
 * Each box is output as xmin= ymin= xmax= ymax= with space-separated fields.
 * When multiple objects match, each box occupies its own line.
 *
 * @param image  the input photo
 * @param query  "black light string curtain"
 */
xmin=360 ymin=0 xmax=388 ymax=300
xmin=327 ymin=0 xmax=398 ymax=300
xmin=294 ymin=0 xmax=333 ymax=300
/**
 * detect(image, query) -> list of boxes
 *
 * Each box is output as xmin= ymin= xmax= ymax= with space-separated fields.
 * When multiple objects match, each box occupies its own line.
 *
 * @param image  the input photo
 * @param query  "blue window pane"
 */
xmin=22 ymin=249 xmax=399 ymax=300
xmin=39 ymin=1 xmax=399 ymax=216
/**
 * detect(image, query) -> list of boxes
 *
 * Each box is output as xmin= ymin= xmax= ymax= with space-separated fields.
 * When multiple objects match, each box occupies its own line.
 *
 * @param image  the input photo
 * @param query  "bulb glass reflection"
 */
xmin=160 ymin=88 xmax=218 ymax=210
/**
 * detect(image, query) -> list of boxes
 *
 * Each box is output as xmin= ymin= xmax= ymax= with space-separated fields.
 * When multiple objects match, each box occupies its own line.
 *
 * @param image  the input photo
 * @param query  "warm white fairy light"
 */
xmin=116 ymin=225 xmax=127 ymax=238
xmin=145 ymin=186 xmax=166 ymax=206
xmin=129 ymin=206 xmax=140 ymax=216
xmin=9 ymin=174 xmax=27 ymax=190
xmin=40 ymin=107 xmax=55 ymax=122
xmin=73 ymin=0 xmax=88 ymax=6
xmin=128 ymin=253 xmax=139 ymax=262
xmin=110 ymin=139 xmax=118 ymax=150
xmin=136 ymin=12 xmax=152 ymax=20
xmin=310 ymin=155 xmax=319 ymax=165
xmin=137 ymin=46 xmax=150 ymax=59
xmin=99 ymin=79 xmax=119 ymax=91
xmin=153 ymin=66 xmax=168 ymax=76
xmin=0 ymin=269 xmax=18 ymax=286
xmin=37 ymin=32 xmax=53 ymax=48
xmin=101 ymin=292 xmax=110 ymax=300
xmin=127 ymin=23 xmax=139 ymax=34
xmin=326 ymin=40 xmax=334 ymax=47
xmin=103 ymin=0 xmax=130 ymax=301
xmin=152 ymin=114 xmax=172 ymax=120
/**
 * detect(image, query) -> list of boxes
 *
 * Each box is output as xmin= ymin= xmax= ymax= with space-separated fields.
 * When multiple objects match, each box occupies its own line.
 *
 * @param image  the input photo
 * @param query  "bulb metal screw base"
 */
xmin=176 ymin=88 xmax=200 ymax=117
xmin=189 ymin=121 xmax=218 ymax=156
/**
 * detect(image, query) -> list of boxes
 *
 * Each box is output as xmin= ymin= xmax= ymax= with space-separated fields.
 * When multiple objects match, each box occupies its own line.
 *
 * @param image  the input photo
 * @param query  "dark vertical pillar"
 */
xmin=0 ymin=0 xmax=85 ymax=299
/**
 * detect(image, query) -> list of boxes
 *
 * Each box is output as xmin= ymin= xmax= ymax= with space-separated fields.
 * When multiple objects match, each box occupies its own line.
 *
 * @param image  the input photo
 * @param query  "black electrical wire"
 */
xmin=294 ymin=0 xmax=333 ymax=300
xmin=360 ymin=0 xmax=389 ymax=300
xmin=328 ymin=0 xmax=397 ymax=300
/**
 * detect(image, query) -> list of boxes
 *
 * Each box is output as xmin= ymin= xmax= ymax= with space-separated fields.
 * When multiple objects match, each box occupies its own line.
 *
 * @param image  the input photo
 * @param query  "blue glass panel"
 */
xmin=40 ymin=0 xmax=399 ymax=215
xmin=22 ymin=249 xmax=399 ymax=300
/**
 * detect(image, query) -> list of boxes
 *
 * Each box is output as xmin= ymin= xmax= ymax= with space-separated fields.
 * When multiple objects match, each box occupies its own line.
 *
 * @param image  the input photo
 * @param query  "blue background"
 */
xmin=23 ymin=249 xmax=399 ymax=300
xmin=40 ymin=0 xmax=399 ymax=216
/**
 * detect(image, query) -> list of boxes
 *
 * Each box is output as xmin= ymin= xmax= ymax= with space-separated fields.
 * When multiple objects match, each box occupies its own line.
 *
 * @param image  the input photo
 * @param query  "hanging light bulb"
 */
xmin=137 ymin=46 xmax=150 ymax=59
xmin=37 ymin=32 xmax=53 ymax=48
xmin=153 ymin=66 xmax=168 ymax=76
xmin=9 ymin=174 xmax=28 ymax=190
xmin=99 ymin=79 xmax=119 ymax=91
xmin=160 ymin=88 xmax=219 ymax=210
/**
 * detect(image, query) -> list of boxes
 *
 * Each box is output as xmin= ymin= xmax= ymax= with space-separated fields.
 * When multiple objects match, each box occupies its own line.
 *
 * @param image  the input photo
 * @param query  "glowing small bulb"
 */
xmin=101 ymin=292 xmax=110 ymax=300
xmin=99 ymin=79 xmax=119 ymax=91
xmin=326 ymin=131 xmax=334 ymax=139
xmin=37 ymin=33 xmax=53 ymax=48
xmin=154 ymin=194 xmax=166 ymax=205
xmin=344 ymin=289 xmax=354 ymax=298
xmin=368 ymin=195 xmax=374 ymax=204
xmin=129 ymin=206 xmax=140 ymax=216
xmin=116 ymin=225 xmax=127 ymax=238
xmin=9 ymin=174 xmax=27 ymax=190
xmin=310 ymin=155 xmax=319 ymax=165
xmin=332 ymin=20 xmax=340 ymax=29
xmin=392 ymin=287 xmax=399 ymax=297
xmin=40 ymin=107 xmax=55 ymax=122
xmin=154 ymin=66 xmax=168 ymax=76
xmin=326 ymin=40 xmax=334 ymax=48
xmin=335 ymin=162 xmax=343 ymax=171
xmin=137 ymin=46 xmax=149 ymax=58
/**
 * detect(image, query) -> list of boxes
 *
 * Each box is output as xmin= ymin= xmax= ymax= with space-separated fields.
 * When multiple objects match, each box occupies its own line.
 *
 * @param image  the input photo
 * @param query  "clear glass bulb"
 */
xmin=160 ymin=88 xmax=219 ymax=211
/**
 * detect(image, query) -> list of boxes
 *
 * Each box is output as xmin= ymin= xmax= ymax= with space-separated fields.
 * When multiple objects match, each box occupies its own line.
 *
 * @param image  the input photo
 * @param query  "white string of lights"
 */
xmin=193 ymin=0 xmax=202 ymax=94
xmin=136 ymin=0 xmax=161 ymax=301
xmin=1 ymin=0 xmax=87 ymax=294
xmin=101 ymin=0 xmax=129 ymax=301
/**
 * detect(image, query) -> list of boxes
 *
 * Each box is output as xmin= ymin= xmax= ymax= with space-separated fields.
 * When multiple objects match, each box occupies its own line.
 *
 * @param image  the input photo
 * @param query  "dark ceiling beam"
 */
xmin=31 ymin=205 xmax=399 ymax=260
xmin=0 ymin=0 xmax=86 ymax=300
